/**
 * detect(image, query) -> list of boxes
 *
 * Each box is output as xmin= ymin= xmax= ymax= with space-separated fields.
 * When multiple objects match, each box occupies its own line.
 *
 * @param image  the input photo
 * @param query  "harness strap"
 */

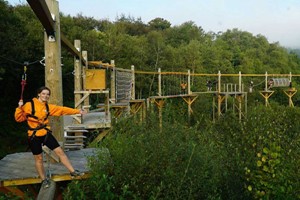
xmin=26 ymin=98 xmax=52 ymax=145
xmin=28 ymin=124 xmax=51 ymax=139
xmin=26 ymin=99 xmax=50 ymax=121
xmin=27 ymin=125 xmax=52 ymax=151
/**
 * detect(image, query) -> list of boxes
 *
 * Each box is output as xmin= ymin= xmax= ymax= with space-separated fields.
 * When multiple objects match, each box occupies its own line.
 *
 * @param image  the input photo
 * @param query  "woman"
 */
xmin=15 ymin=86 xmax=87 ymax=188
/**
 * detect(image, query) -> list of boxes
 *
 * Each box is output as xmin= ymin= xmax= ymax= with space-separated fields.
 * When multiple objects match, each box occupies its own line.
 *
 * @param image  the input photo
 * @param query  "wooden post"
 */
xmin=238 ymin=71 xmax=242 ymax=92
xmin=131 ymin=65 xmax=135 ymax=100
xmin=218 ymin=71 xmax=221 ymax=93
xmin=265 ymin=72 xmax=268 ymax=91
xmin=74 ymin=40 xmax=82 ymax=109
xmin=37 ymin=179 xmax=56 ymax=200
xmin=217 ymin=71 xmax=222 ymax=118
xmin=187 ymin=70 xmax=191 ymax=95
xmin=82 ymin=50 xmax=89 ymax=109
xmin=238 ymin=71 xmax=242 ymax=121
xmin=158 ymin=68 xmax=161 ymax=96
xmin=110 ymin=60 xmax=116 ymax=103
xmin=44 ymin=0 xmax=63 ymax=142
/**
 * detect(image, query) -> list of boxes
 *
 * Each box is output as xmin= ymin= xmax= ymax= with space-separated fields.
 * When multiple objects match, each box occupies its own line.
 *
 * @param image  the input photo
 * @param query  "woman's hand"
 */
xmin=18 ymin=100 xmax=23 ymax=108
xmin=79 ymin=109 xmax=87 ymax=115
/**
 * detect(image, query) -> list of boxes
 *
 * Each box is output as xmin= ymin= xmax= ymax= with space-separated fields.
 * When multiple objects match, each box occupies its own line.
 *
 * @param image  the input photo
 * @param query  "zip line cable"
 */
xmin=0 ymin=55 xmax=45 ymax=67
xmin=0 ymin=55 xmax=24 ymax=66
xmin=0 ymin=55 xmax=45 ymax=100
xmin=19 ymin=58 xmax=45 ymax=101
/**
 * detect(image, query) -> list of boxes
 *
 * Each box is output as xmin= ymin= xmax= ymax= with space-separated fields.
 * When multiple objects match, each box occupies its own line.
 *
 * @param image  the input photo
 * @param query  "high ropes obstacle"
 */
xmin=88 ymin=61 xmax=299 ymax=123
xmin=1 ymin=0 xmax=299 ymax=198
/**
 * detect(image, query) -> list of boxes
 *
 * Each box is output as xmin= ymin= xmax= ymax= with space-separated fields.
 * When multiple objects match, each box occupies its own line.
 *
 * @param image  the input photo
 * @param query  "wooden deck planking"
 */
xmin=0 ymin=148 xmax=106 ymax=187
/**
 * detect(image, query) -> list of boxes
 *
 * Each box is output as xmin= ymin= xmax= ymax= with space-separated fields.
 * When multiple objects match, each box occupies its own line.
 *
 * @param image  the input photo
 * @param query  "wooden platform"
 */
xmin=64 ymin=111 xmax=111 ymax=129
xmin=0 ymin=148 xmax=105 ymax=187
xmin=97 ymin=99 xmax=146 ymax=119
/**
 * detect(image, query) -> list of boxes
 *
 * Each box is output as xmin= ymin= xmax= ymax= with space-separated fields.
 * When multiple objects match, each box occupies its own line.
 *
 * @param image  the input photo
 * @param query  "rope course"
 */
xmin=132 ymin=69 xmax=299 ymax=112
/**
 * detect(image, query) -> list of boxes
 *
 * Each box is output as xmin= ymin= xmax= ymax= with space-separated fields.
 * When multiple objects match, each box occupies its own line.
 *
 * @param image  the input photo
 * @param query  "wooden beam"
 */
xmin=61 ymin=34 xmax=87 ymax=66
xmin=26 ymin=0 xmax=86 ymax=66
xmin=74 ymin=40 xmax=82 ymax=108
xmin=27 ymin=0 xmax=55 ymax=35
xmin=82 ymin=51 xmax=90 ymax=108
xmin=0 ymin=186 xmax=25 ymax=198
xmin=0 ymin=173 xmax=90 ymax=187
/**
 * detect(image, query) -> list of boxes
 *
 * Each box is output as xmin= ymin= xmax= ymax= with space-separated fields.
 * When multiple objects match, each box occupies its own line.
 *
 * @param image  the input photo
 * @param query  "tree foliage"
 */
xmin=1 ymin=2 xmax=300 ymax=198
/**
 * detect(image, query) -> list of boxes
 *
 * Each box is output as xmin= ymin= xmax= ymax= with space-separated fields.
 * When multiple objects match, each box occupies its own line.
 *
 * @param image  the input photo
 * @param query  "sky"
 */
xmin=9 ymin=0 xmax=300 ymax=48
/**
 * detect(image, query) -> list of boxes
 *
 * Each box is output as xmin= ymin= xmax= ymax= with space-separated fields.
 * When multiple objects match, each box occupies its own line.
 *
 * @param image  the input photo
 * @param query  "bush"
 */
xmin=64 ymin=105 xmax=300 ymax=199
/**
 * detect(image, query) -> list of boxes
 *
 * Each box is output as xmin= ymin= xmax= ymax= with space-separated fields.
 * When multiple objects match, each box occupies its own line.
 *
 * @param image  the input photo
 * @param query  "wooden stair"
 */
xmin=64 ymin=126 xmax=88 ymax=150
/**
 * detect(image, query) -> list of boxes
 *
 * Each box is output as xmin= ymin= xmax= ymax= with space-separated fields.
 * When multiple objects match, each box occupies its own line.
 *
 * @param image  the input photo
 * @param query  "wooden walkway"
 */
xmin=0 ymin=148 xmax=105 ymax=187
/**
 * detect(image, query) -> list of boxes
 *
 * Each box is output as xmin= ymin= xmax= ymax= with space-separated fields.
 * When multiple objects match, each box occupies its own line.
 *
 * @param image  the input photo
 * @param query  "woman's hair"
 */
xmin=37 ymin=86 xmax=51 ymax=96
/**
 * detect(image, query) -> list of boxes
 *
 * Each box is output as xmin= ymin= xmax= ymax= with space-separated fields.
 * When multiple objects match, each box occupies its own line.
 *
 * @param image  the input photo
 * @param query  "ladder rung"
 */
xmin=66 ymin=126 xmax=86 ymax=130
xmin=64 ymin=136 xmax=87 ymax=139
xmin=65 ymin=130 xmax=89 ymax=133
xmin=64 ymin=143 xmax=84 ymax=147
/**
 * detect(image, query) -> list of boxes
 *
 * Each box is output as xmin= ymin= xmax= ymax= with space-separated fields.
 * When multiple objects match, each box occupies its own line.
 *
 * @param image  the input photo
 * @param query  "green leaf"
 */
xmin=263 ymin=147 xmax=269 ymax=154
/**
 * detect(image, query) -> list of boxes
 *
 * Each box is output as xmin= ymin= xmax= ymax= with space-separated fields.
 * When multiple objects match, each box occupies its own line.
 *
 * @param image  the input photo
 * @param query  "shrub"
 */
xmin=64 ymin=104 xmax=300 ymax=199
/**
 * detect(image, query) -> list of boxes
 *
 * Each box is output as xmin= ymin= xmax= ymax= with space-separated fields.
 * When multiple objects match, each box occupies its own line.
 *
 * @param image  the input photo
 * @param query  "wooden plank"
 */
xmin=42 ymin=146 xmax=60 ymax=163
xmin=74 ymin=90 xmax=109 ymax=94
xmin=0 ymin=169 xmax=89 ymax=187
xmin=74 ymin=39 xmax=82 ymax=108
xmin=0 ymin=186 xmax=25 ymax=198
xmin=89 ymin=129 xmax=110 ymax=145
xmin=1 ymin=177 xmax=41 ymax=187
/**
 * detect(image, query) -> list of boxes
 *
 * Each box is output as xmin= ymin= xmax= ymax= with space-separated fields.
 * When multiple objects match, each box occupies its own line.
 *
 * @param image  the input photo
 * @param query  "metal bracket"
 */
xmin=48 ymin=35 xmax=55 ymax=42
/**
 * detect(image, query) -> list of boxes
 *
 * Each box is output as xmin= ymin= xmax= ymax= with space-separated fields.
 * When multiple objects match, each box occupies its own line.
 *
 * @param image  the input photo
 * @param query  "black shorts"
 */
xmin=28 ymin=133 xmax=60 ymax=155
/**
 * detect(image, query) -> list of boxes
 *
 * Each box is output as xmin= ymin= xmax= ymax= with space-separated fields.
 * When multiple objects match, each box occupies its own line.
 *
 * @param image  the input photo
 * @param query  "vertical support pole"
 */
xmin=158 ymin=68 xmax=161 ymax=96
xmin=212 ymin=95 xmax=215 ymax=122
xmin=142 ymin=100 xmax=146 ymax=121
xmin=238 ymin=71 xmax=242 ymax=120
xmin=218 ymin=71 xmax=221 ymax=93
xmin=74 ymin=40 xmax=82 ymax=109
xmin=110 ymin=60 xmax=116 ymax=103
xmin=217 ymin=71 xmax=222 ymax=118
xmin=44 ymin=0 xmax=63 ymax=142
xmin=105 ymin=92 xmax=110 ymax=116
xmin=245 ymin=92 xmax=247 ymax=116
xmin=187 ymin=70 xmax=191 ymax=95
xmin=157 ymin=99 xmax=164 ymax=131
xmin=131 ymin=65 xmax=135 ymax=100
xmin=82 ymin=50 xmax=89 ymax=110
xmin=237 ymin=95 xmax=242 ymax=121
xmin=265 ymin=72 xmax=268 ymax=91
xmin=238 ymin=71 xmax=242 ymax=92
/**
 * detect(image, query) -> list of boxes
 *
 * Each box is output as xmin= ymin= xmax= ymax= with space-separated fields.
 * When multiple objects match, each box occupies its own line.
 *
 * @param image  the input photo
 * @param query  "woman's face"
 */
xmin=38 ymin=89 xmax=50 ymax=102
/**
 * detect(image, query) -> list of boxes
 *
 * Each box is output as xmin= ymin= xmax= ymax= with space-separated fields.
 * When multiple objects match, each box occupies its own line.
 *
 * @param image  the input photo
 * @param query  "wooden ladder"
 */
xmin=64 ymin=126 xmax=88 ymax=150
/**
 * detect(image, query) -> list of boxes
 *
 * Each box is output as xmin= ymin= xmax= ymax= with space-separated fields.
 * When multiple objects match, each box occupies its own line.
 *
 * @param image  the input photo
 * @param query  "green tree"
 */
xmin=148 ymin=17 xmax=171 ymax=31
